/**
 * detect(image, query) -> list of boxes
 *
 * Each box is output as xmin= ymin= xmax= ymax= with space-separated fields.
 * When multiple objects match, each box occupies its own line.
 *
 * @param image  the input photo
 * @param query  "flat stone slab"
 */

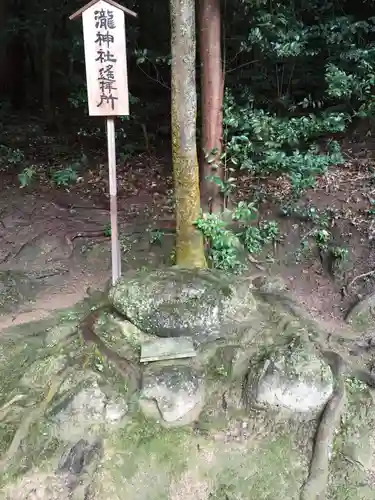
xmin=140 ymin=336 xmax=196 ymax=363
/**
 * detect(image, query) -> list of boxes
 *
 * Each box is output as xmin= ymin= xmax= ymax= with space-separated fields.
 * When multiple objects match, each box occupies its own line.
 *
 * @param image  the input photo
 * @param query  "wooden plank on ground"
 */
xmin=140 ymin=337 xmax=196 ymax=363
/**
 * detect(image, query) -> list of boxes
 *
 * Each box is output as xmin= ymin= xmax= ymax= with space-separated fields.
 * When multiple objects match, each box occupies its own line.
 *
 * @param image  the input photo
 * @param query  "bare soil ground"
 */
xmin=1 ymin=124 xmax=375 ymax=333
xmin=0 ymin=151 xmax=175 ymax=327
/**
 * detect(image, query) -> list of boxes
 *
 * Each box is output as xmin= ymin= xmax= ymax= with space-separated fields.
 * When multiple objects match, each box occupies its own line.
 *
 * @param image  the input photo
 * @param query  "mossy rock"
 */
xmin=108 ymin=267 xmax=258 ymax=342
xmin=246 ymin=340 xmax=334 ymax=415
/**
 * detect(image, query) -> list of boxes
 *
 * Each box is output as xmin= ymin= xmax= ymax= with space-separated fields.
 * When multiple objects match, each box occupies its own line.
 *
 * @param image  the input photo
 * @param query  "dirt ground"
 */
xmin=0 ymin=146 xmax=174 ymax=319
xmin=1 ymin=126 xmax=375 ymax=333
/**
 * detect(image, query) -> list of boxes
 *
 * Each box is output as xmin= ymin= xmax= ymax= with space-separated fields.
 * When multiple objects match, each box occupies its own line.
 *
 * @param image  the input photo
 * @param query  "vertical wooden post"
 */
xmin=69 ymin=0 xmax=137 ymax=286
xmin=107 ymin=117 xmax=121 ymax=284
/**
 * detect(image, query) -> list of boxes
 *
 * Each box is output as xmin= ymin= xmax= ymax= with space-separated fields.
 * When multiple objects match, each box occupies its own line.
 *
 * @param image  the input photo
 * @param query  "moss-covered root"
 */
xmin=300 ymin=353 xmax=346 ymax=500
xmin=79 ymin=306 xmax=142 ymax=393
xmin=0 ymin=367 xmax=72 ymax=472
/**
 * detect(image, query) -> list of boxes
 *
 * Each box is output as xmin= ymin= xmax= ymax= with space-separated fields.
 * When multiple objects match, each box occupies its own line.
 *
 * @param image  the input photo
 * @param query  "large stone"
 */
xmin=139 ymin=364 xmax=205 ymax=427
xmin=250 ymin=343 xmax=334 ymax=414
xmin=51 ymin=379 xmax=129 ymax=442
xmin=108 ymin=267 xmax=257 ymax=342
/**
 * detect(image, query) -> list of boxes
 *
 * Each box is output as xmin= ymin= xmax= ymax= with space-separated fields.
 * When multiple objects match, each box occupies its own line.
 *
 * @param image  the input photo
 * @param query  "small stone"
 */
xmin=140 ymin=364 xmax=205 ymax=426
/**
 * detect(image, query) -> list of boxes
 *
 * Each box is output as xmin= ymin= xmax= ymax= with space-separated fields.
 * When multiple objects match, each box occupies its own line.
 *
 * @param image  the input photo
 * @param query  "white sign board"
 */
xmin=82 ymin=0 xmax=129 ymax=116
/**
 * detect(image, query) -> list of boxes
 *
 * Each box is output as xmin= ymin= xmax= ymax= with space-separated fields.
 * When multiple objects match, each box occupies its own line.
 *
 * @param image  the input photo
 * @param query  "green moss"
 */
xmin=94 ymin=309 xmax=147 ymax=355
xmin=0 ymin=339 xmax=45 ymax=397
xmin=327 ymin=465 xmax=374 ymax=500
xmin=2 ymin=273 xmax=375 ymax=498
xmin=205 ymin=434 xmax=306 ymax=499
xmin=100 ymin=413 xmax=191 ymax=498
xmin=117 ymin=413 xmax=190 ymax=471
xmin=328 ymin=380 xmax=375 ymax=499
xmin=206 ymin=345 xmax=237 ymax=380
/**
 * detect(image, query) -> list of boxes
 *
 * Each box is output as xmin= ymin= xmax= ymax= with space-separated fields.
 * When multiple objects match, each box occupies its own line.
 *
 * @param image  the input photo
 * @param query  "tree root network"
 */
xmin=300 ymin=353 xmax=346 ymax=500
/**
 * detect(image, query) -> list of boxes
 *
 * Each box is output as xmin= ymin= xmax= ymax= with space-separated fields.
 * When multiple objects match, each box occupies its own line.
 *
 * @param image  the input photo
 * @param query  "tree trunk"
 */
xmin=199 ymin=0 xmax=224 ymax=213
xmin=170 ymin=0 xmax=207 ymax=268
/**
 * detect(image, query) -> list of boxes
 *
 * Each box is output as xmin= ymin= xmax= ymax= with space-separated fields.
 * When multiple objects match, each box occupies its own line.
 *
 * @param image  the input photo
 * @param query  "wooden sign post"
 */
xmin=70 ymin=0 xmax=137 ymax=285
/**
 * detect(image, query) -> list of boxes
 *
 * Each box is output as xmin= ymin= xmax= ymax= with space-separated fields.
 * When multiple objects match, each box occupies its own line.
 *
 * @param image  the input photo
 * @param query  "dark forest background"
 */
xmin=2 ymin=0 xmax=375 ymax=276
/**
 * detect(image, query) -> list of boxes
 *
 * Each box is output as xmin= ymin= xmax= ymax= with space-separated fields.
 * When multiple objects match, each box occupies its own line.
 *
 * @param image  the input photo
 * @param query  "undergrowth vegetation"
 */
xmin=194 ymin=0 xmax=375 ymax=271
xmin=1 ymin=0 xmax=375 ymax=271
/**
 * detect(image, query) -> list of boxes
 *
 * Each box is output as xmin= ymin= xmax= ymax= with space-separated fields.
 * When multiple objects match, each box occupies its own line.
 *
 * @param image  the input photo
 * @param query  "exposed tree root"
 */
xmin=0 ymin=367 xmax=72 ymax=471
xmin=79 ymin=306 xmax=142 ymax=394
xmin=300 ymin=353 xmax=346 ymax=500
xmin=347 ymin=269 xmax=375 ymax=290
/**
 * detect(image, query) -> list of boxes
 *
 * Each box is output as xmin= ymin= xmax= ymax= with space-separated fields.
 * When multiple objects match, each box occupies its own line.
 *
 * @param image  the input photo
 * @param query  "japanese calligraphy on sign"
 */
xmin=81 ymin=0 xmax=129 ymax=116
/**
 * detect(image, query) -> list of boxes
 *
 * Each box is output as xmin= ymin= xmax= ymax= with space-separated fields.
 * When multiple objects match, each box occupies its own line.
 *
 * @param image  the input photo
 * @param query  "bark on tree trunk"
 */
xmin=199 ymin=0 xmax=224 ymax=213
xmin=170 ymin=0 xmax=207 ymax=268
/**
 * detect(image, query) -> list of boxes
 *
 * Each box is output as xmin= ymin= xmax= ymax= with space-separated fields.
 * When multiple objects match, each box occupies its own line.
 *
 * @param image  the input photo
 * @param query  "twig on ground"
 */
xmin=247 ymin=254 xmax=266 ymax=271
xmin=347 ymin=269 xmax=375 ymax=290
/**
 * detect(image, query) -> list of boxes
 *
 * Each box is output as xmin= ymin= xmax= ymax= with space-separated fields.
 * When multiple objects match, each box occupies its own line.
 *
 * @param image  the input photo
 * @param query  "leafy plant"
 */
xmin=194 ymin=212 xmax=243 ymax=272
xmin=194 ymin=202 xmax=279 ymax=272
xmin=330 ymin=246 xmax=349 ymax=262
xmin=282 ymin=203 xmax=348 ymax=268
xmin=18 ymin=166 xmax=36 ymax=188
xmin=215 ymin=1 xmax=375 ymax=245
xmin=0 ymin=145 xmax=24 ymax=171
xmin=51 ymin=165 xmax=78 ymax=187
xmin=103 ymin=224 xmax=111 ymax=237
xmin=222 ymin=92 xmax=346 ymax=195
xmin=367 ymin=199 xmax=375 ymax=216
xmin=148 ymin=229 xmax=164 ymax=245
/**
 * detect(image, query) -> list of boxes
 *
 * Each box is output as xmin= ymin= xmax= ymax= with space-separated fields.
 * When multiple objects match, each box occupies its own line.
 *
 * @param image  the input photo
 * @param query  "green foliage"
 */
xmin=68 ymin=87 xmax=88 ymax=110
xmin=18 ymin=162 xmax=82 ymax=189
xmin=2 ymin=0 xmax=375 ymax=275
xmin=103 ymin=224 xmax=111 ymax=237
xmin=18 ymin=167 xmax=36 ymax=188
xmin=195 ymin=202 xmax=279 ymax=272
xmin=220 ymin=1 xmax=375 ymax=197
xmin=134 ymin=48 xmax=171 ymax=67
xmin=281 ymin=203 xmax=348 ymax=266
xmin=195 ymin=213 xmax=243 ymax=272
xmin=50 ymin=165 xmax=78 ymax=187
xmin=148 ymin=229 xmax=164 ymax=245
xmin=367 ymin=199 xmax=375 ymax=217
xmin=0 ymin=145 xmax=24 ymax=171
xmin=222 ymin=92 xmax=346 ymax=195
